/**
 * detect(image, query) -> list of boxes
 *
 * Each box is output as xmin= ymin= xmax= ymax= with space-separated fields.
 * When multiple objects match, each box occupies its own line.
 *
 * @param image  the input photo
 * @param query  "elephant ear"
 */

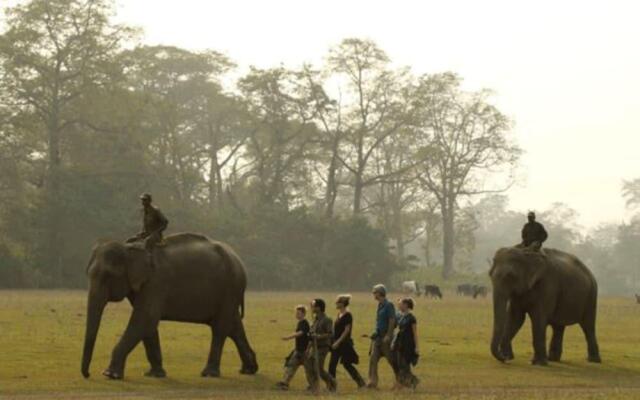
xmin=527 ymin=262 xmax=547 ymax=290
xmin=102 ymin=243 xmax=127 ymax=277
xmin=124 ymin=246 xmax=153 ymax=292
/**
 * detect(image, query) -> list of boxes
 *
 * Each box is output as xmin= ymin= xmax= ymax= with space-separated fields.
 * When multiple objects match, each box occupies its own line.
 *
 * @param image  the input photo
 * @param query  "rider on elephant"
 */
xmin=520 ymin=211 xmax=548 ymax=251
xmin=126 ymin=193 xmax=168 ymax=251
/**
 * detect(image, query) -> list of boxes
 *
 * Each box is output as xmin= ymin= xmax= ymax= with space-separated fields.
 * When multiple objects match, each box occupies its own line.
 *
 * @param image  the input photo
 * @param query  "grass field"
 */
xmin=1 ymin=290 xmax=639 ymax=399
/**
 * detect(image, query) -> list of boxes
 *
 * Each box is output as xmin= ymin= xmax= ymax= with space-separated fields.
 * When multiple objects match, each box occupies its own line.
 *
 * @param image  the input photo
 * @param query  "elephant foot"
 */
xmin=501 ymin=348 xmax=514 ymax=361
xmin=588 ymin=354 xmax=602 ymax=363
xmin=201 ymin=366 xmax=220 ymax=378
xmin=239 ymin=365 xmax=258 ymax=375
xmin=548 ymin=352 xmax=562 ymax=362
xmin=144 ymin=367 xmax=167 ymax=378
xmin=102 ymin=368 xmax=124 ymax=380
xmin=531 ymin=358 xmax=549 ymax=366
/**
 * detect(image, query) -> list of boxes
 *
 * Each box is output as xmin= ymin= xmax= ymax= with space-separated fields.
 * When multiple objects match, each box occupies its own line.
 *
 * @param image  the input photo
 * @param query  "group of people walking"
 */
xmin=276 ymin=284 xmax=419 ymax=394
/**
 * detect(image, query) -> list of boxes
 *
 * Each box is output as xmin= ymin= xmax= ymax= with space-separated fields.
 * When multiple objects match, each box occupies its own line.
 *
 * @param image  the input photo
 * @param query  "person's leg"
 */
xmin=280 ymin=352 xmax=302 ymax=386
xmin=328 ymin=351 xmax=340 ymax=379
xmin=303 ymin=353 xmax=318 ymax=392
xmin=381 ymin=340 xmax=399 ymax=374
xmin=342 ymin=360 xmax=365 ymax=387
xmin=318 ymin=350 xmax=336 ymax=391
xmin=367 ymin=340 xmax=381 ymax=388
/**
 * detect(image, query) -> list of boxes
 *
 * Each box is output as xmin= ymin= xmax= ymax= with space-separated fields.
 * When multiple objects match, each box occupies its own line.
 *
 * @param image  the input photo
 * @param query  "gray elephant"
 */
xmin=489 ymin=246 xmax=601 ymax=365
xmin=81 ymin=233 xmax=258 ymax=379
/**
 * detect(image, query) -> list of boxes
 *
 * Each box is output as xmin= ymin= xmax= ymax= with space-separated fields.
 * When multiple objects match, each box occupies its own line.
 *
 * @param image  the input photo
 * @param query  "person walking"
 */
xmin=328 ymin=294 xmax=365 ymax=388
xmin=391 ymin=297 xmax=420 ymax=389
xmin=366 ymin=284 xmax=398 ymax=389
xmin=276 ymin=305 xmax=310 ymax=390
xmin=304 ymin=299 xmax=336 ymax=394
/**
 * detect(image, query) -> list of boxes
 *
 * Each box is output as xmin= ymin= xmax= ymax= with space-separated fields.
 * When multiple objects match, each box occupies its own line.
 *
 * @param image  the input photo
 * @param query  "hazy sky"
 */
xmin=7 ymin=0 xmax=639 ymax=229
xmin=111 ymin=0 xmax=639 ymax=229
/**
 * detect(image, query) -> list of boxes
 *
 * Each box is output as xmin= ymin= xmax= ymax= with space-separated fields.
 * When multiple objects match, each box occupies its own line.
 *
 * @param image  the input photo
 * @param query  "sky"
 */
xmin=8 ymin=0 xmax=640 ymax=229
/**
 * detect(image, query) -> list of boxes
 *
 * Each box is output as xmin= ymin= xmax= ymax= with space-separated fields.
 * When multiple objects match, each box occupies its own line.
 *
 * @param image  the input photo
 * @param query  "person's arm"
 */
xmin=156 ymin=209 xmax=169 ymax=231
xmin=412 ymin=322 xmax=419 ymax=354
xmin=540 ymin=224 xmax=548 ymax=243
xmin=384 ymin=306 xmax=396 ymax=343
xmin=281 ymin=330 xmax=305 ymax=341
xmin=521 ymin=225 xmax=527 ymax=243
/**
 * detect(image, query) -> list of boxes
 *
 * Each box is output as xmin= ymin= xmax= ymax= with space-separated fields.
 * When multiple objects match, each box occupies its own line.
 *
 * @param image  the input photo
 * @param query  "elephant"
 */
xmin=81 ymin=233 xmax=258 ymax=380
xmin=489 ymin=246 xmax=601 ymax=366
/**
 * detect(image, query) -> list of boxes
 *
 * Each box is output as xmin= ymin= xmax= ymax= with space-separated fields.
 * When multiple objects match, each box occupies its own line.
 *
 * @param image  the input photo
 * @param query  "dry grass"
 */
xmin=1 ymin=290 xmax=639 ymax=399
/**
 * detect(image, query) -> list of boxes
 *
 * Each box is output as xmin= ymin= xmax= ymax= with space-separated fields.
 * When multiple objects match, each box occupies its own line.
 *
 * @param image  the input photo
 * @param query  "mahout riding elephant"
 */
xmin=489 ymin=246 xmax=601 ymax=365
xmin=81 ymin=233 xmax=258 ymax=379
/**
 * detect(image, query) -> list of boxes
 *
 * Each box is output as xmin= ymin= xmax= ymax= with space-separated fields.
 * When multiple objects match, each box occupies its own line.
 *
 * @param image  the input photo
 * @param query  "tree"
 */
xmin=0 ymin=0 xmax=134 ymax=280
xmin=326 ymin=38 xmax=415 ymax=214
xmin=238 ymin=66 xmax=328 ymax=208
xmin=415 ymin=73 xmax=520 ymax=278
xmin=622 ymin=178 xmax=640 ymax=211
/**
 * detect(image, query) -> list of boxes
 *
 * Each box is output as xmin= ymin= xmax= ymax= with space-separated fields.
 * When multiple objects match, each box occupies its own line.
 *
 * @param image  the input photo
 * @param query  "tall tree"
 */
xmin=327 ymin=38 xmax=415 ymax=214
xmin=415 ymin=73 xmax=520 ymax=278
xmin=238 ymin=66 xmax=328 ymax=208
xmin=0 ymin=0 xmax=134 ymax=279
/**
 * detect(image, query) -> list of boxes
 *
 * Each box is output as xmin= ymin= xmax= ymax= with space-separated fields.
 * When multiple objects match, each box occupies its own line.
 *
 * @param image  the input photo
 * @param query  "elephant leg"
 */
xmin=529 ymin=311 xmax=548 ymax=366
xmin=501 ymin=305 xmax=525 ymax=360
xmin=105 ymin=310 xmax=159 ymax=379
xmin=230 ymin=316 xmax=258 ymax=374
xmin=548 ymin=325 xmax=565 ymax=362
xmin=580 ymin=317 xmax=601 ymax=363
xmin=143 ymin=328 xmax=166 ymax=378
xmin=202 ymin=325 xmax=228 ymax=378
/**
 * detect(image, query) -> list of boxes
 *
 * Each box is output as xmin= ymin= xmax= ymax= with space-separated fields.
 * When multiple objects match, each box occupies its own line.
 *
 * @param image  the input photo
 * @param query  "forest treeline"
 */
xmin=0 ymin=0 xmax=638 ymax=292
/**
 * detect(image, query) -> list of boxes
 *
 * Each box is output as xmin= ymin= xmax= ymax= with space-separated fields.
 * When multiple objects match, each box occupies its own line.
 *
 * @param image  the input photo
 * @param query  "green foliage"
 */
xmin=212 ymin=208 xmax=398 ymax=290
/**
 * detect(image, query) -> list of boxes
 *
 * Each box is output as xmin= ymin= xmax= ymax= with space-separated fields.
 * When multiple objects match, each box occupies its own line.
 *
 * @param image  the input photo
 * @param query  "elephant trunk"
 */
xmin=491 ymin=288 xmax=508 ymax=362
xmin=81 ymin=289 xmax=107 ymax=378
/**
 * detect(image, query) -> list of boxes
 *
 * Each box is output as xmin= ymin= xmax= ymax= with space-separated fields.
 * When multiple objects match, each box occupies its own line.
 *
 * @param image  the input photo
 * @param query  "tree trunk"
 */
xmin=324 ymin=139 xmax=340 ymax=218
xmin=45 ymin=105 xmax=63 ymax=283
xmin=353 ymin=172 xmax=363 ymax=215
xmin=441 ymin=198 xmax=455 ymax=279
xmin=208 ymin=124 xmax=222 ymax=210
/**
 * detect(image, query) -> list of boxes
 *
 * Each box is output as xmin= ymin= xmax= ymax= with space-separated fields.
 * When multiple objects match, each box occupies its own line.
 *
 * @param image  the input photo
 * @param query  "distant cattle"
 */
xmin=423 ymin=284 xmax=443 ymax=299
xmin=402 ymin=280 xmax=421 ymax=296
xmin=472 ymin=285 xmax=488 ymax=299
xmin=457 ymin=284 xmax=474 ymax=297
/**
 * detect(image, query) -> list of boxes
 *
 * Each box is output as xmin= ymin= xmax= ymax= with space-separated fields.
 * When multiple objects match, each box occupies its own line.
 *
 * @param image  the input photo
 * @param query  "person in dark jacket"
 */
xmin=521 ymin=211 xmax=548 ymax=251
xmin=391 ymin=297 xmax=419 ymax=389
xmin=328 ymin=294 xmax=365 ymax=388
xmin=126 ymin=193 xmax=168 ymax=251
xmin=304 ymin=299 xmax=336 ymax=393
xmin=276 ymin=305 xmax=310 ymax=390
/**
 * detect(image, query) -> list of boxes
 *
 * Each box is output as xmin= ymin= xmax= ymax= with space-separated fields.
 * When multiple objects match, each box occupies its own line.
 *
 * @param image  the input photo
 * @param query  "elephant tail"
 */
xmin=240 ymin=289 xmax=245 ymax=319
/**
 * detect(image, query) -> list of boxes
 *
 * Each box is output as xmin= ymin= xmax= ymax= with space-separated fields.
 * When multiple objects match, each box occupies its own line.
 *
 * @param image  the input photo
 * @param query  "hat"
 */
xmin=372 ymin=284 xmax=387 ymax=297
xmin=140 ymin=193 xmax=152 ymax=201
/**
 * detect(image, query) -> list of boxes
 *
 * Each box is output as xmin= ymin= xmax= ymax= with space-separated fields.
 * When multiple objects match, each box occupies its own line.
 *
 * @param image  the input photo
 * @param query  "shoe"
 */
xmin=275 ymin=382 xmax=289 ymax=390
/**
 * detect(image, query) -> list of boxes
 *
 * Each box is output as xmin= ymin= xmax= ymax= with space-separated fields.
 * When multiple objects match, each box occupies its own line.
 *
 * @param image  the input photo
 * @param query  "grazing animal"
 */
xmin=635 ymin=294 xmax=640 ymax=304
xmin=402 ymin=280 xmax=422 ymax=296
xmin=423 ymin=284 xmax=443 ymax=299
xmin=473 ymin=285 xmax=488 ymax=299
xmin=490 ymin=246 xmax=600 ymax=365
xmin=457 ymin=283 xmax=474 ymax=297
